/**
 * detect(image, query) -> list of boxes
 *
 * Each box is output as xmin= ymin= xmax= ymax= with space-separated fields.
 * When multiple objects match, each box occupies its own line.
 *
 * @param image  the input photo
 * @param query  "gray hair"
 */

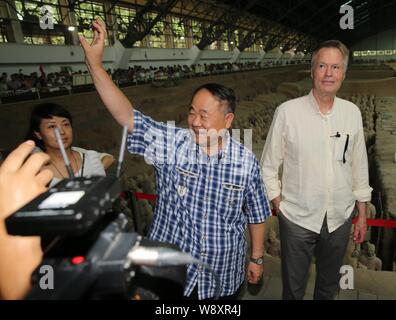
xmin=311 ymin=40 xmax=349 ymax=70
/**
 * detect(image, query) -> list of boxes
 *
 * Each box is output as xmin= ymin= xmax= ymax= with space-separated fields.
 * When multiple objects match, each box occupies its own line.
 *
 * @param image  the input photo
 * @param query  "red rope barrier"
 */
xmin=133 ymin=192 xmax=396 ymax=228
xmin=352 ymin=217 xmax=396 ymax=228
xmin=134 ymin=192 xmax=157 ymax=201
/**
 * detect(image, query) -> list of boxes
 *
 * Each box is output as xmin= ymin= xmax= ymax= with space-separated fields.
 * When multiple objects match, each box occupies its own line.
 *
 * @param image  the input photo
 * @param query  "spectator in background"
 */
xmin=26 ymin=102 xmax=114 ymax=187
xmin=7 ymin=74 xmax=22 ymax=91
xmin=0 ymin=76 xmax=8 ymax=91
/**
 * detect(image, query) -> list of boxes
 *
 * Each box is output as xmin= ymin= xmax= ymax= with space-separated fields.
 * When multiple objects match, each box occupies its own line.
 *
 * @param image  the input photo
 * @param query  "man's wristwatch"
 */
xmin=250 ymin=256 xmax=264 ymax=265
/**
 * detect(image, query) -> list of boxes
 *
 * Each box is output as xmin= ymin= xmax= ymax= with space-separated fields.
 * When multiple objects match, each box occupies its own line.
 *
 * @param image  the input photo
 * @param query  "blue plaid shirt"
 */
xmin=127 ymin=110 xmax=271 ymax=299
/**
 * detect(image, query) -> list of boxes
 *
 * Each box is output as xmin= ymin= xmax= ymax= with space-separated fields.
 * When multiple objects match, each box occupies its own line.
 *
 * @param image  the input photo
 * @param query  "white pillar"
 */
xmin=113 ymin=39 xmax=131 ymax=69
xmin=230 ymin=47 xmax=241 ymax=63
xmin=189 ymin=45 xmax=203 ymax=65
xmin=257 ymin=49 xmax=266 ymax=64
xmin=6 ymin=1 xmax=24 ymax=43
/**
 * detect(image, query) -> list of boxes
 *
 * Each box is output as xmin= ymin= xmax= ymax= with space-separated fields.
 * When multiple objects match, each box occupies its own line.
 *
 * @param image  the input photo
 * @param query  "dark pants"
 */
xmin=278 ymin=212 xmax=352 ymax=300
xmin=185 ymin=283 xmax=243 ymax=300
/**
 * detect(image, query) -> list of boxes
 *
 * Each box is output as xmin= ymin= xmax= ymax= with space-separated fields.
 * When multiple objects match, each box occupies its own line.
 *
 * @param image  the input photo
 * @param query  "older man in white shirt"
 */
xmin=260 ymin=40 xmax=372 ymax=300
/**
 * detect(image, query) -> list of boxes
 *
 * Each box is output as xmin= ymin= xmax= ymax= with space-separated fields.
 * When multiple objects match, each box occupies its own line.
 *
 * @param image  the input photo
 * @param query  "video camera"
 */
xmin=5 ymin=127 xmax=187 ymax=299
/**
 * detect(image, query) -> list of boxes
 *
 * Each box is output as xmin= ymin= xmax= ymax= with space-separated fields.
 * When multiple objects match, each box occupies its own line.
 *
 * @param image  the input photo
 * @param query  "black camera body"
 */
xmin=6 ymin=175 xmax=186 ymax=299
xmin=6 ymin=175 xmax=121 ymax=237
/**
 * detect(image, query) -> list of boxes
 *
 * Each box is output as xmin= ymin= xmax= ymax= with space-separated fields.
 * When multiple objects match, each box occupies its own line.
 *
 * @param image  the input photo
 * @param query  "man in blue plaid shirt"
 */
xmin=80 ymin=19 xmax=271 ymax=299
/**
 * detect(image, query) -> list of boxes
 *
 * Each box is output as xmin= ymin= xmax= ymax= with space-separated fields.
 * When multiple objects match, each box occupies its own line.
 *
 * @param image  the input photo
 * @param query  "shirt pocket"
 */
xmin=174 ymin=166 xmax=199 ymax=200
xmin=333 ymin=133 xmax=354 ymax=164
xmin=172 ymin=166 xmax=200 ymax=236
xmin=217 ymin=182 xmax=245 ymax=225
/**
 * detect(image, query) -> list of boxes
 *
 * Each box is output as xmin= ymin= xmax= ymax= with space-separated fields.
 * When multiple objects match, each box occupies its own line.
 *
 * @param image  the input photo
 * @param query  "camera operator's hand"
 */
xmin=0 ymin=140 xmax=53 ymax=219
xmin=0 ymin=140 xmax=52 ymax=300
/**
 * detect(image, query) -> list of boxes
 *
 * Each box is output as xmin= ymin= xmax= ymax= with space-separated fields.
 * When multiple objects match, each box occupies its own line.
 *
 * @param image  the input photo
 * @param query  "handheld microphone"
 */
xmin=116 ymin=126 xmax=128 ymax=178
xmin=54 ymin=127 xmax=75 ymax=179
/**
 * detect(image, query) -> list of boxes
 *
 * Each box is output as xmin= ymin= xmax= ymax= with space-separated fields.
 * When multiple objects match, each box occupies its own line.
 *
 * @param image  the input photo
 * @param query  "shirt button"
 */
xmin=204 ymin=196 xmax=209 ymax=201
xmin=203 ymin=213 xmax=208 ymax=219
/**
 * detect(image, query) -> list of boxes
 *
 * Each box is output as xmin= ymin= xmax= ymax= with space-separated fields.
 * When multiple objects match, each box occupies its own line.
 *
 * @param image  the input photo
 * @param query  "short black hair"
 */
xmin=192 ymin=83 xmax=236 ymax=114
xmin=26 ymin=102 xmax=73 ymax=151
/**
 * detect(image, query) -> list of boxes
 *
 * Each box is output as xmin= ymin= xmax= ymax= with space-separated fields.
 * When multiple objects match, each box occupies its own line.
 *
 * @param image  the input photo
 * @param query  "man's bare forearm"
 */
xmin=80 ymin=19 xmax=135 ymax=132
xmin=248 ymin=223 xmax=266 ymax=258
xmin=271 ymin=196 xmax=281 ymax=214
xmin=356 ymin=201 xmax=367 ymax=217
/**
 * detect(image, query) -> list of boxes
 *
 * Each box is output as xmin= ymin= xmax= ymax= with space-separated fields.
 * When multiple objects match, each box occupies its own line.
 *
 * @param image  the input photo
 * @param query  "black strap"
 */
xmin=81 ymin=153 xmax=85 ymax=177
xmin=342 ymin=134 xmax=350 ymax=164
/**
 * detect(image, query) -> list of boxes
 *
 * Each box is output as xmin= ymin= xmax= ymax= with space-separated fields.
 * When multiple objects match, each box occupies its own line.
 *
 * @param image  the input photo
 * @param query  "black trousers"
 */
xmin=278 ymin=212 xmax=352 ymax=300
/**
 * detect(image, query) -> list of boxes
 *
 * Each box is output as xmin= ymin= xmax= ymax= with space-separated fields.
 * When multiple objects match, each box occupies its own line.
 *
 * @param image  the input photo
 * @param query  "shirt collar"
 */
xmin=192 ymin=130 xmax=231 ymax=163
xmin=308 ymin=89 xmax=338 ymax=117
